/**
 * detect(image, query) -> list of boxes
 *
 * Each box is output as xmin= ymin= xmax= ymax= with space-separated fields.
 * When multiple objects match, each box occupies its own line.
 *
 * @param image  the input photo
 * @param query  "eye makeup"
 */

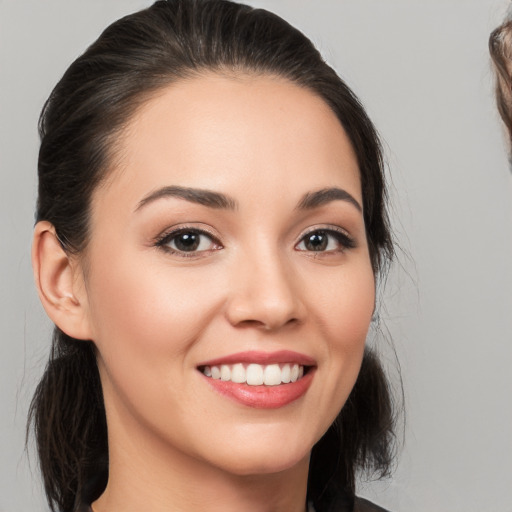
xmin=152 ymin=222 xmax=356 ymax=260
xmin=295 ymin=226 xmax=356 ymax=253
xmin=154 ymin=226 xmax=223 ymax=258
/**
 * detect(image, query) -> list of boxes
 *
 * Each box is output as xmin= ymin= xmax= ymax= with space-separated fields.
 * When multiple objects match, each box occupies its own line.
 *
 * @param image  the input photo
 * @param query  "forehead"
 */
xmin=97 ymin=73 xmax=362 ymax=211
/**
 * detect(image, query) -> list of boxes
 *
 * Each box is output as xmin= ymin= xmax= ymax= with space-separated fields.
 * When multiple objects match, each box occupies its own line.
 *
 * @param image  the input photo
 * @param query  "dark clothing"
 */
xmin=354 ymin=497 xmax=390 ymax=512
xmin=80 ymin=496 xmax=389 ymax=511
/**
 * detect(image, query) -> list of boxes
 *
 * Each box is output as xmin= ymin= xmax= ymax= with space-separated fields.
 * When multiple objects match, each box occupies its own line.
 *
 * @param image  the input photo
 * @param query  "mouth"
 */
xmin=196 ymin=351 xmax=316 ymax=408
xmin=198 ymin=363 xmax=310 ymax=386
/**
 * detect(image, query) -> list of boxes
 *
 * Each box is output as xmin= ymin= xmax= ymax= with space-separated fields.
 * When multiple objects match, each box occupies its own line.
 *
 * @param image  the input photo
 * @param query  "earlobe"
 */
xmin=32 ymin=221 xmax=92 ymax=340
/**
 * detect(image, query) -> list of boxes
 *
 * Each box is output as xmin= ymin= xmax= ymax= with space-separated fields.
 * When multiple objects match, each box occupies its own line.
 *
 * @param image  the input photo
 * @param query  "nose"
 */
xmin=225 ymin=250 xmax=305 ymax=331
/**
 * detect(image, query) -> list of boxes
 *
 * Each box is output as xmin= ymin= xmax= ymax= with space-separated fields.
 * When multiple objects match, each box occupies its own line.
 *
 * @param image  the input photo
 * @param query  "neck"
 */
xmin=92 ymin=409 xmax=310 ymax=512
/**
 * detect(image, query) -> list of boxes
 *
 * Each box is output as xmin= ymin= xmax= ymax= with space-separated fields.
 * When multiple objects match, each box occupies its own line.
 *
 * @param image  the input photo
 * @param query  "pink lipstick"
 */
xmin=197 ymin=350 xmax=316 ymax=409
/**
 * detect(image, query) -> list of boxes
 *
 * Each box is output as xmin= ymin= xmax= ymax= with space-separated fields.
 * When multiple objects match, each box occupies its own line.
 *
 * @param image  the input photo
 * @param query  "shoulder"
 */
xmin=353 ymin=496 xmax=390 ymax=512
xmin=310 ymin=494 xmax=391 ymax=512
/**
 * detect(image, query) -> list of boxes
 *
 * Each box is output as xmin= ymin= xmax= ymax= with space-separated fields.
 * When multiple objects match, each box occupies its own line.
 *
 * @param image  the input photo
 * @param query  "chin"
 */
xmin=219 ymin=452 xmax=309 ymax=478
xmin=199 ymin=431 xmax=313 ymax=477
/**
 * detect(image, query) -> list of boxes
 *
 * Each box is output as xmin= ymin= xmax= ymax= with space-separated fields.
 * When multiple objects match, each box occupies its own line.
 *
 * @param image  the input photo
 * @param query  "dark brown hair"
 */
xmin=29 ymin=1 xmax=398 ymax=511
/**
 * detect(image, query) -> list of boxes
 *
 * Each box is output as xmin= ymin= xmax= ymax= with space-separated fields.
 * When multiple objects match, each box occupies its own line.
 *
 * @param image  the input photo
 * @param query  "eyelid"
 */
xmin=295 ymin=225 xmax=356 ymax=251
xmin=154 ymin=224 xmax=223 ymax=257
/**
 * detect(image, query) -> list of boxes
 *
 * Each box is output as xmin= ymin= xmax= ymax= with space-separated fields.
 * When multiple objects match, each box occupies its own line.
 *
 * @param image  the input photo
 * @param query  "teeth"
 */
xmin=220 ymin=365 xmax=231 ymax=381
xmin=290 ymin=364 xmax=299 ymax=382
xmin=246 ymin=364 xmax=264 ymax=385
xmin=202 ymin=363 xmax=306 ymax=386
xmin=281 ymin=364 xmax=291 ymax=383
xmin=231 ymin=363 xmax=246 ymax=383
xmin=263 ymin=364 xmax=281 ymax=386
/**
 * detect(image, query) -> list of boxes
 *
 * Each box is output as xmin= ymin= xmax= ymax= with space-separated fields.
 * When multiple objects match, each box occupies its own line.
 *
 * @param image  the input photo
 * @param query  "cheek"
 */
xmin=311 ymin=258 xmax=375 ymax=402
xmin=89 ymin=251 xmax=193 ymax=333
xmin=83 ymin=250 xmax=228 ymax=438
xmin=84 ymin=248 xmax=225 ymax=382
xmin=319 ymin=260 xmax=375 ymax=349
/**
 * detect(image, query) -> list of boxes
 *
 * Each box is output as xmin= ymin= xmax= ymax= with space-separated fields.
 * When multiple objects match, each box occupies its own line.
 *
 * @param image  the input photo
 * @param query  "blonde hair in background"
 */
xmin=490 ymin=3 xmax=512 ymax=151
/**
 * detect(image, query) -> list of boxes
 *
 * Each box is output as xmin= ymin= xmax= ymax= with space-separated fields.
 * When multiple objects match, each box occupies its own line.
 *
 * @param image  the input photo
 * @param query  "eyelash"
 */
xmin=154 ymin=226 xmax=356 ymax=258
xmin=296 ymin=227 xmax=356 ymax=254
xmin=154 ymin=227 xmax=222 ymax=258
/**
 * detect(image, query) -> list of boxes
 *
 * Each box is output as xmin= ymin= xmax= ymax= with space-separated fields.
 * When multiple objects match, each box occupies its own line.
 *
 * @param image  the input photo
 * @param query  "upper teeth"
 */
xmin=202 ymin=363 xmax=305 ymax=386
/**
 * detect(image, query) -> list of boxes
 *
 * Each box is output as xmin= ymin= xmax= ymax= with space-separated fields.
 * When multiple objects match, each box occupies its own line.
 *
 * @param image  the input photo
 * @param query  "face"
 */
xmin=79 ymin=74 xmax=375 ymax=478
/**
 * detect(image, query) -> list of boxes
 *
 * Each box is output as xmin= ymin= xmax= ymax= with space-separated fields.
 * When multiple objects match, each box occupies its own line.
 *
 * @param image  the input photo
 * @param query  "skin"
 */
xmin=33 ymin=74 xmax=375 ymax=512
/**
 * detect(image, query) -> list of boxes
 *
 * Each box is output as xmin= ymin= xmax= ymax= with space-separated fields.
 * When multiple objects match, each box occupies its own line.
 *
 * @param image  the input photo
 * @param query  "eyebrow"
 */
xmin=296 ymin=187 xmax=362 ymax=212
xmin=135 ymin=185 xmax=361 ymax=213
xmin=135 ymin=185 xmax=238 ymax=212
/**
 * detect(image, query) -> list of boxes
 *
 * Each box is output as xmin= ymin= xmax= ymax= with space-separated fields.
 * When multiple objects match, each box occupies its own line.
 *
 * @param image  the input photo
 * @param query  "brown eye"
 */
xmin=303 ymin=232 xmax=328 ymax=251
xmin=173 ymin=232 xmax=201 ymax=251
xmin=156 ymin=229 xmax=220 ymax=255
xmin=296 ymin=229 xmax=355 ymax=253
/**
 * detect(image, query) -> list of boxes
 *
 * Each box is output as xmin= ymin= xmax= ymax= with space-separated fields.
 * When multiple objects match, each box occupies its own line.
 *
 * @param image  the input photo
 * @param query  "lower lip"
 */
xmin=201 ymin=369 xmax=315 ymax=409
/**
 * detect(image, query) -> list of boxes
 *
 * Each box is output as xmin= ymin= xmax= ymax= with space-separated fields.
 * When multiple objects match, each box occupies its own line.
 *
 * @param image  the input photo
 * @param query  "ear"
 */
xmin=32 ymin=221 xmax=93 ymax=340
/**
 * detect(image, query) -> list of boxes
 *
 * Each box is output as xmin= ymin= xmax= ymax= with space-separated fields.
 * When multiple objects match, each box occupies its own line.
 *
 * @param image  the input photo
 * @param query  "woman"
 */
xmin=29 ymin=1 xmax=397 ymax=511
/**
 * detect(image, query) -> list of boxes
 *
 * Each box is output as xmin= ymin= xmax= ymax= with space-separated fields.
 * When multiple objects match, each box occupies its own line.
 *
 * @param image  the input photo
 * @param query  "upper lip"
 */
xmin=197 ymin=350 xmax=316 ymax=367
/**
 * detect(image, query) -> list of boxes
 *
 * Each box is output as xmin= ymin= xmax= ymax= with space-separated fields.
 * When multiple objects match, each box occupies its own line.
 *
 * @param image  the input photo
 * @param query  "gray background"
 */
xmin=1 ymin=0 xmax=511 ymax=510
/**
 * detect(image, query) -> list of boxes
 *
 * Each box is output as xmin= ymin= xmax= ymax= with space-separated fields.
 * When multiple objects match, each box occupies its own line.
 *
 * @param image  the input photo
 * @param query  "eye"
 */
xmin=155 ymin=228 xmax=221 ymax=256
xmin=295 ymin=229 xmax=355 ymax=253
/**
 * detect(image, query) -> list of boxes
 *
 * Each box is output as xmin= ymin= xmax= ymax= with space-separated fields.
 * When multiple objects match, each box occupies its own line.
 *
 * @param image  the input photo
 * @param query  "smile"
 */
xmin=201 ymin=363 xmax=306 ymax=386
xmin=197 ymin=351 xmax=316 ymax=409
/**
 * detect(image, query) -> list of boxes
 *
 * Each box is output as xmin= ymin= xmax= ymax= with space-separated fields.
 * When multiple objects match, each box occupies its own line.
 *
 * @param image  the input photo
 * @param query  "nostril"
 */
xmin=224 ymin=268 xmax=304 ymax=330
xmin=235 ymin=317 xmax=300 ymax=331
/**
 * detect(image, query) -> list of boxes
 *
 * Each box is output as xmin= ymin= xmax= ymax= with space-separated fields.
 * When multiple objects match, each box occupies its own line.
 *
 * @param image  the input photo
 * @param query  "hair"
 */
xmin=490 ymin=11 xmax=512 ymax=158
xmin=28 ymin=1 xmax=398 ymax=511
